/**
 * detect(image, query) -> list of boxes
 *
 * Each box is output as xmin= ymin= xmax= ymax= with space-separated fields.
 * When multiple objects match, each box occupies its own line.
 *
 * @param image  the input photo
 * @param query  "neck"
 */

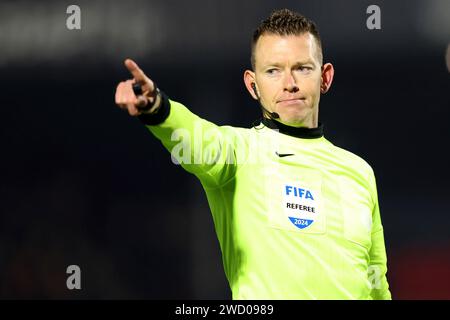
xmin=274 ymin=118 xmax=317 ymax=128
xmin=261 ymin=117 xmax=324 ymax=139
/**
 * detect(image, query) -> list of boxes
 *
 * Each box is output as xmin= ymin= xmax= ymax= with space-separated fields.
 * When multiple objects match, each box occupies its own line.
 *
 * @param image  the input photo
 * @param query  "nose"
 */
xmin=283 ymin=71 xmax=299 ymax=93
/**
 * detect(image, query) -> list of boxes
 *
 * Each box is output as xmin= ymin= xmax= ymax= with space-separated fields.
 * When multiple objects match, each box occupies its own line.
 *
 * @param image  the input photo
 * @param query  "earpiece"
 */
xmin=250 ymin=82 xmax=279 ymax=119
xmin=251 ymin=83 xmax=259 ymax=99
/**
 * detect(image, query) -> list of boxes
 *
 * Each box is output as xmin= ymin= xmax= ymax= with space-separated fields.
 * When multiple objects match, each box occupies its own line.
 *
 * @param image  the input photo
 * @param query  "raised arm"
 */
xmin=114 ymin=59 xmax=249 ymax=187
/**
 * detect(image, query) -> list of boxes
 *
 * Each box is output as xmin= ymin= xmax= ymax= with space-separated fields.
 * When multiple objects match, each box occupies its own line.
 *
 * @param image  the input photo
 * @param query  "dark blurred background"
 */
xmin=0 ymin=0 xmax=449 ymax=299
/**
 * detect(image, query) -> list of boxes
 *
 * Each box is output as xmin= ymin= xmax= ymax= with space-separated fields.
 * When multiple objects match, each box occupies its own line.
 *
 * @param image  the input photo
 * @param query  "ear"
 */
xmin=244 ymin=69 xmax=258 ymax=100
xmin=320 ymin=63 xmax=335 ymax=94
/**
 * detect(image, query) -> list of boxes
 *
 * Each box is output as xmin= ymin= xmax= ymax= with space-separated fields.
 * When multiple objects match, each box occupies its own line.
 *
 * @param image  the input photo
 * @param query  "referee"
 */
xmin=115 ymin=9 xmax=391 ymax=300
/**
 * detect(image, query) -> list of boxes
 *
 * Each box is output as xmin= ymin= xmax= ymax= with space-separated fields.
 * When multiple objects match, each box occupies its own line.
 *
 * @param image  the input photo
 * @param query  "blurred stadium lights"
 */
xmin=415 ymin=0 xmax=450 ymax=73
xmin=0 ymin=0 xmax=165 ymax=67
xmin=446 ymin=44 xmax=450 ymax=73
xmin=417 ymin=0 xmax=450 ymax=45
xmin=0 ymin=0 xmax=448 ymax=67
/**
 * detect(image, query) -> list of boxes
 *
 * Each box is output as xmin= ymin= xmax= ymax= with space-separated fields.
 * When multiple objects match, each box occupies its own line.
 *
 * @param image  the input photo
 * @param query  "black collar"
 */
xmin=261 ymin=118 xmax=324 ymax=139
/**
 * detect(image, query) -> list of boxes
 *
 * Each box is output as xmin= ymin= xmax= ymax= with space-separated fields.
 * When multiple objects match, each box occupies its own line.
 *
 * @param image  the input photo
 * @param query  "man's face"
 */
xmin=252 ymin=33 xmax=324 ymax=127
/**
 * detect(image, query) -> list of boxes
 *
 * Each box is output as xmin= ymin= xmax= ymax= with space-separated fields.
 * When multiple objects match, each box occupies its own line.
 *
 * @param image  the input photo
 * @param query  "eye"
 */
xmin=266 ymin=68 xmax=279 ymax=75
xmin=297 ymin=66 xmax=313 ymax=73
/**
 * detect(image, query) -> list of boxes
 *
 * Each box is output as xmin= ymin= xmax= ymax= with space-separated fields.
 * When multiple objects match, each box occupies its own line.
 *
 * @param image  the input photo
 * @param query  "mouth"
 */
xmin=276 ymin=98 xmax=306 ymax=106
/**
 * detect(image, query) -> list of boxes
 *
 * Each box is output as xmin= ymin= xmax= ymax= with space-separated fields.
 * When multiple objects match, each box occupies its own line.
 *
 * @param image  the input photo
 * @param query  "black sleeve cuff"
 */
xmin=137 ymin=90 xmax=171 ymax=126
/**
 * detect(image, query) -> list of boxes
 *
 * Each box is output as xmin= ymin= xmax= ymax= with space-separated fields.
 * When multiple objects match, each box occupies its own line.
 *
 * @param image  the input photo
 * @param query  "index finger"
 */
xmin=124 ymin=58 xmax=147 ymax=83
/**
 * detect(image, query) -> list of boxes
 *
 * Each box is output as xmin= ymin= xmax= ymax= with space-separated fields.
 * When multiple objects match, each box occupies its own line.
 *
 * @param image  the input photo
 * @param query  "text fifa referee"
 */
xmin=115 ymin=9 xmax=391 ymax=300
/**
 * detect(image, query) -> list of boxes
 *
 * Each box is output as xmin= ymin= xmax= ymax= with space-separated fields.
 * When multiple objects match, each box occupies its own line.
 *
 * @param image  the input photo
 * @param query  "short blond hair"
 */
xmin=251 ymin=9 xmax=323 ymax=69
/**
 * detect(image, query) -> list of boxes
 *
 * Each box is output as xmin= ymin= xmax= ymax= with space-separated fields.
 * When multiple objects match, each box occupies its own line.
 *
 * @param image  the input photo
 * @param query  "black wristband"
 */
xmin=137 ymin=90 xmax=171 ymax=126
xmin=133 ymin=83 xmax=161 ymax=112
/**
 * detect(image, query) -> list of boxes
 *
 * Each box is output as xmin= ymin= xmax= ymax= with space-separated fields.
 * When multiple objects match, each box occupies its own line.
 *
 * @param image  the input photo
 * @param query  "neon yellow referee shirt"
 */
xmin=140 ymin=95 xmax=391 ymax=300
